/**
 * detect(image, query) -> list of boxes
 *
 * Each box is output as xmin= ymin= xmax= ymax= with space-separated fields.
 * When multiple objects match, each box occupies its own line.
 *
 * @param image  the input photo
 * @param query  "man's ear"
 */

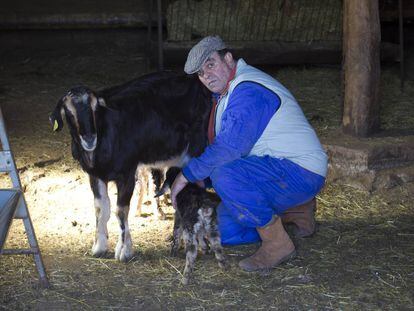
xmin=49 ymin=97 xmax=65 ymax=132
xmin=224 ymin=51 xmax=234 ymax=65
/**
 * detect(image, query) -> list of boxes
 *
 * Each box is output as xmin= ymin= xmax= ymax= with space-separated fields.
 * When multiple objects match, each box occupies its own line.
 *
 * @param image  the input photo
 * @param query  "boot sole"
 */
xmin=239 ymin=249 xmax=297 ymax=272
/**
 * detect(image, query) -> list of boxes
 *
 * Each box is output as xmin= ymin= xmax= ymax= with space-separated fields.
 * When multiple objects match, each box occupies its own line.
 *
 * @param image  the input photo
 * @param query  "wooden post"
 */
xmin=342 ymin=0 xmax=381 ymax=137
xmin=399 ymin=0 xmax=405 ymax=90
xmin=157 ymin=0 xmax=164 ymax=71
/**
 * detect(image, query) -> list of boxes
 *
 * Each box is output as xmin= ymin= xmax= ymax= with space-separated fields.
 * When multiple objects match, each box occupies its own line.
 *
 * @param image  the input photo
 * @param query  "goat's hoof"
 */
xmin=92 ymin=235 xmax=108 ymax=257
xmin=115 ymin=244 xmax=133 ymax=263
xmin=91 ymin=249 xmax=107 ymax=258
xmin=116 ymin=250 xmax=133 ymax=263
xmin=91 ymin=244 xmax=107 ymax=258
xmin=119 ymin=253 xmax=132 ymax=263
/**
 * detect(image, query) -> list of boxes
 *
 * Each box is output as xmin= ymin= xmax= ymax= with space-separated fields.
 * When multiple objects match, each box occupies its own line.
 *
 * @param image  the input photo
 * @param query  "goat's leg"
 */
xmin=90 ymin=176 xmax=110 ymax=257
xmin=115 ymin=173 xmax=135 ymax=262
xmin=197 ymin=228 xmax=209 ymax=255
xmin=182 ymin=228 xmax=198 ymax=285
xmin=208 ymin=223 xmax=228 ymax=270
xmin=170 ymin=212 xmax=182 ymax=257
xmin=135 ymin=166 xmax=148 ymax=217
xmin=151 ymin=168 xmax=166 ymax=220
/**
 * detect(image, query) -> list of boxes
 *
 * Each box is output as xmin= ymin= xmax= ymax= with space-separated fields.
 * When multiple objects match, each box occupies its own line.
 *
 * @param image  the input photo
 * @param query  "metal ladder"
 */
xmin=0 ymin=106 xmax=49 ymax=288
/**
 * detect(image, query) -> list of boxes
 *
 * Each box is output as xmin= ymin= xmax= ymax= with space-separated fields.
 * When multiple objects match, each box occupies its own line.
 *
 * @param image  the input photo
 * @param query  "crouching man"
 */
xmin=171 ymin=36 xmax=328 ymax=272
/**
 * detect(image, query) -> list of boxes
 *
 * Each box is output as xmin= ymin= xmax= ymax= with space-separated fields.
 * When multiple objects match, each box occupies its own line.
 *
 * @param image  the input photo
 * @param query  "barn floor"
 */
xmin=0 ymin=32 xmax=414 ymax=310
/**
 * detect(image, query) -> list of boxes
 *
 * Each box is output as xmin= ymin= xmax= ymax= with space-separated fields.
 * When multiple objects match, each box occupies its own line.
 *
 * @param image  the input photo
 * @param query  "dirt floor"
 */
xmin=0 ymin=34 xmax=414 ymax=310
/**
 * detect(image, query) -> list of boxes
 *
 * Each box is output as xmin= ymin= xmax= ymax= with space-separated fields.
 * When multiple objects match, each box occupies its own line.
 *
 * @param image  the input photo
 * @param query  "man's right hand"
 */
xmin=170 ymin=172 xmax=189 ymax=209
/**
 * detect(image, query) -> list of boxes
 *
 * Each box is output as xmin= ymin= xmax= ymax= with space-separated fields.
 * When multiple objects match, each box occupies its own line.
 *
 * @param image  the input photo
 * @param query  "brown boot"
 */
xmin=281 ymin=198 xmax=316 ymax=238
xmin=239 ymin=217 xmax=295 ymax=272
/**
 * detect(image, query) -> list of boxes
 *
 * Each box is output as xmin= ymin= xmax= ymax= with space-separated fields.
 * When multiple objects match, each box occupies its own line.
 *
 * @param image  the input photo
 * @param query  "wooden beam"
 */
xmin=342 ymin=0 xmax=381 ymax=137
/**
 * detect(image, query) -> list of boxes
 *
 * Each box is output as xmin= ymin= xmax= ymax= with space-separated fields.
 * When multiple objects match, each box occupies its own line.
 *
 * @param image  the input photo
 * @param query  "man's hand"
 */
xmin=170 ymin=172 xmax=189 ymax=209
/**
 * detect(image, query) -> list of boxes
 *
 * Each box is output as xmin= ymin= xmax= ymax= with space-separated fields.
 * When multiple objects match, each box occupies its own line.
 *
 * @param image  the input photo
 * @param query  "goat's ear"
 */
xmin=97 ymin=97 xmax=106 ymax=107
xmin=49 ymin=97 xmax=65 ymax=132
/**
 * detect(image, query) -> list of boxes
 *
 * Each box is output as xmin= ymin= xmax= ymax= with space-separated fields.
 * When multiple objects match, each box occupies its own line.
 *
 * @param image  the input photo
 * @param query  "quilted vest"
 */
xmin=214 ymin=59 xmax=328 ymax=177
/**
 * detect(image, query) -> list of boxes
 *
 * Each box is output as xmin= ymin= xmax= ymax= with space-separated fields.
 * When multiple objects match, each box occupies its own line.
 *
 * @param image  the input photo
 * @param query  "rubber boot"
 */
xmin=281 ymin=198 xmax=316 ymax=238
xmin=238 ymin=217 xmax=295 ymax=272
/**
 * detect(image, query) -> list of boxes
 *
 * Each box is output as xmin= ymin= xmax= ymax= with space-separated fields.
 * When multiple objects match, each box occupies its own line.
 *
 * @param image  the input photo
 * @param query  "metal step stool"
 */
xmin=0 ymin=106 xmax=49 ymax=288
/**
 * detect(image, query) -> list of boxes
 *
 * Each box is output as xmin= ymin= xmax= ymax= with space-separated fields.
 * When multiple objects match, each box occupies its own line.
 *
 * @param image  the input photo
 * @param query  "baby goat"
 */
xmin=156 ymin=167 xmax=228 ymax=285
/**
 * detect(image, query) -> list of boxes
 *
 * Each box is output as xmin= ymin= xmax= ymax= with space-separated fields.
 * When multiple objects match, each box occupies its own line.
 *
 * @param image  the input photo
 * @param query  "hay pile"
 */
xmin=166 ymin=0 xmax=342 ymax=42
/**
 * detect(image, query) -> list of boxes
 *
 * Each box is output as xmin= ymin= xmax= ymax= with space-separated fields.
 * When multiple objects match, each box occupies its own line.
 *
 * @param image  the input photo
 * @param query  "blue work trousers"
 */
xmin=210 ymin=156 xmax=325 ymax=246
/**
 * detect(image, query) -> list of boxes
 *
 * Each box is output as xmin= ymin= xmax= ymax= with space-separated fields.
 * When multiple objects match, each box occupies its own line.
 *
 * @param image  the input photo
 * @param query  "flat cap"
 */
xmin=184 ymin=36 xmax=226 ymax=74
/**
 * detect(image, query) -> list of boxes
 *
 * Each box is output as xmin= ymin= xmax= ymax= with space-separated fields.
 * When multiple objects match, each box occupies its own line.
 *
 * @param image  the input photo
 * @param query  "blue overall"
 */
xmin=211 ymin=156 xmax=325 ymax=245
xmin=183 ymin=73 xmax=327 ymax=246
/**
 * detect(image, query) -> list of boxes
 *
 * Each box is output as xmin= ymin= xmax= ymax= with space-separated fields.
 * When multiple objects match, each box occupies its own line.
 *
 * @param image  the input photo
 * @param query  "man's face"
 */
xmin=197 ymin=51 xmax=235 ymax=94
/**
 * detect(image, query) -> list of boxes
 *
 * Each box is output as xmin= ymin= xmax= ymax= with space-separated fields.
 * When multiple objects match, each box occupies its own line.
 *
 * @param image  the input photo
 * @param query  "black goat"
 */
xmin=49 ymin=72 xmax=211 ymax=262
xmin=157 ymin=167 xmax=227 ymax=285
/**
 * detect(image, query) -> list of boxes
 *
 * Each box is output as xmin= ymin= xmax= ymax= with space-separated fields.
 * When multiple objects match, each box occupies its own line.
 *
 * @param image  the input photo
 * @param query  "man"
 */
xmin=171 ymin=36 xmax=328 ymax=272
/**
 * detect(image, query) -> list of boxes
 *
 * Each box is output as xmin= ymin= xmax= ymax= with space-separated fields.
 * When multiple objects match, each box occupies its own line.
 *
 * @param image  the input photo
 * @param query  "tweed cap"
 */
xmin=184 ymin=36 xmax=226 ymax=74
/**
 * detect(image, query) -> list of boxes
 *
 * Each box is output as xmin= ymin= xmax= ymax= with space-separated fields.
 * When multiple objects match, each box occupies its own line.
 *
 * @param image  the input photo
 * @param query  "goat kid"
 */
xmin=49 ymin=72 xmax=210 ymax=262
xmin=156 ymin=167 xmax=228 ymax=285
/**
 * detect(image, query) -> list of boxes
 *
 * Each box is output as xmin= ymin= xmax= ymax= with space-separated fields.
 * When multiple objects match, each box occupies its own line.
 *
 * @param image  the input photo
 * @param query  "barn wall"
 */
xmin=0 ymin=0 xmax=149 ymax=30
xmin=0 ymin=0 xmax=151 ymax=59
xmin=0 ymin=0 xmax=401 ymax=67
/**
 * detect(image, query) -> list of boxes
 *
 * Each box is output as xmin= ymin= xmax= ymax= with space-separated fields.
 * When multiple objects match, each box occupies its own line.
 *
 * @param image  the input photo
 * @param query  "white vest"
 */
xmin=215 ymin=59 xmax=328 ymax=177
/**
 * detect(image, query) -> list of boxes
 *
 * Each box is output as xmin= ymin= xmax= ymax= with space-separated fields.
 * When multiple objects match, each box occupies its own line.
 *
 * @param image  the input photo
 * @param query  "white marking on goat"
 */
xmin=92 ymin=179 xmax=110 ymax=257
xmin=145 ymin=144 xmax=190 ymax=169
xmin=97 ymin=97 xmax=106 ymax=108
xmin=64 ymin=96 xmax=78 ymax=125
xmin=80 ymin=135 xmax=97 ymax=151
xmin=90 ymin=95 xmax=99 ymax=134
xmin=90 ymin=95 xmax=99 ymax=111
xmin=81 ymin=93 xmax=89 ymax=104
xmin=115 ymin=205 xmax=133 ymax=262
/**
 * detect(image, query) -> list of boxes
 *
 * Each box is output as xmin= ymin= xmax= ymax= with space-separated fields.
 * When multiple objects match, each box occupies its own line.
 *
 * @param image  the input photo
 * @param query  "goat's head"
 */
xmin=49 ymin=86 xmax=106 ymax=152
